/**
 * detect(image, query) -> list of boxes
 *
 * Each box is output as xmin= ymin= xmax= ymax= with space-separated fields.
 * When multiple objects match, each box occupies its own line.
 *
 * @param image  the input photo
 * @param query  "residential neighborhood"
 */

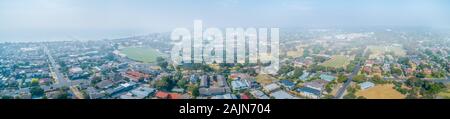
xmin=1 ymin=29 xmax=449 ymax=99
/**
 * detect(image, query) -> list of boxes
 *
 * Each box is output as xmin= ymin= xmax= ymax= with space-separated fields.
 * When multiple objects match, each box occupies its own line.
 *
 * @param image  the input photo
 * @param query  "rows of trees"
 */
xmin=343 ymin=85 xmax=365 ymax=99
xmin=393 ymin=77 xmax=447 ymax=99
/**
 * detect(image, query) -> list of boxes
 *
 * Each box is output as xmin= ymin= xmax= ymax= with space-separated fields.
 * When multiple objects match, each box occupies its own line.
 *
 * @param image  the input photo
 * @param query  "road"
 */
xmin=43 ymin=45 xmax=69 ymax=87
xmin=334 ymin=63 xmax=362 ymax=99
xmin=70 ymin=85 xmax=85 ymax=99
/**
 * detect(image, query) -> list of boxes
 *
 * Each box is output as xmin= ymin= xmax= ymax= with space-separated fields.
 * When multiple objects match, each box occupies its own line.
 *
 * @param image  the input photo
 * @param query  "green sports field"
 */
xmin=120 ymin=47 xmax=163 ymax=63
xmin=321 ymin=55 xmax=350 ymax=68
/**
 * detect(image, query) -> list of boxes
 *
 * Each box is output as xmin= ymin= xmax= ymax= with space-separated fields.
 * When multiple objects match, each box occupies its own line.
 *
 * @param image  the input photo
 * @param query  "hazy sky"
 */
xmin=1 ymin=0 xmax=449 ymax=42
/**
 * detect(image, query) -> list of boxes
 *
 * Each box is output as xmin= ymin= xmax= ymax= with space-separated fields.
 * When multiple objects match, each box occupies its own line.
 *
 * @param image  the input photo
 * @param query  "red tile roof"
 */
xmin=168 ymin=93 xmax=183 ymax=99
xmin=363 ymin=66 xmax=372 ymax=74
xmin=125 ymin=71 xmax=149 ymax=81
xmin=240 ymin=94 xmax=250 ymax=99
xmin=155 ymin=91 xmax=183 ymax=99
xmin=155 ymin=91 xmax=169 ymax=99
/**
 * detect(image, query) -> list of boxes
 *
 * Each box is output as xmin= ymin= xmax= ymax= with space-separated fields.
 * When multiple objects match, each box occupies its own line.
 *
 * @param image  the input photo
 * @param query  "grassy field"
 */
xmin=367 ymin=45 xmax=406 ymax=57
xmin=321 ymin=55 xmax=350 ymax=68
xmin=286 ymin=48 xmax=304 ymax=58
xmin=256 ymin=74 xmax=278 ymax=85
xmin=438 ymin=84 xmax=450 ymax=99
xmin=120 ymin=47 xmax=163 ymax=63
xmin=355 ymin=84 xmax=406 ymax=99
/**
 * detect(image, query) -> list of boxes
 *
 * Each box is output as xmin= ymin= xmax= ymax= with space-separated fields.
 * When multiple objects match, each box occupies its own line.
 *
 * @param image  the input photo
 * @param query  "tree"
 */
xmin=289 ymin=67 xmax=303 ymax=79
xmin=373 ymin=75 xmax=382 ymax=80
xmin=424 ymin=82 xmax=446 ymax=98
xmin=31 ymin=78 xmax=39 ymax=86
xmin=325 ymin=83 xmax=334 ymax=94
xmin=372 ymin=75 xmax=385 ymax=84
xmin=405 ymin=77 xmax=422 ymax=88
xmin=188 ymin=85 xmax=199 ymax=97
xmin=234 ymin=63 xmax=243 ymax=71
xmin=322 ymin=94 xmax=334 ymax=99
xmin=155 ymin=76 xmax=174 ymax=91
xmin=395 ymin=87 xmax=408 ymax=95
xmin=277 ymin=65 xmax=294 ymax=75
xmin=346 ymin=86 xmax=354 ymax=93
xmin=416 ymin=72 xmax=426 ymax=78
xmin=309 ymin=65 xmax=326 ymax=73
xmin=201 ymin=64 xmax=213 ymax=72
xmin=174 ymin=71 xmax=183 ymax=81
xmin=405 ymin=93 xmax=418 ymax=99
xmin=56 ymin=90 xmax=69 ymax=99
xmin=30 ymin=86 xmax=44 ymax=97
xmin=392 ymin=68 xmax=403 ymax=76
xmin=343 ymin=93 xmax=356 ymax=99
xmin=357 ymin=96 xmax=367 ymax=99
xmin=156 ymin=57 xmax=168 ymax=69
xmin=105 ymin=53 xmax=117 ymax=61
xmin=302 ymin=50 xmax=310 ymax=57
xmin=1 ymin=95 xmax=14 ymax=99
xmin=337 ymin=74 xmax=347 ymax=83
xmin=405 ymin=77 xmax=446 ymax=98
xmin=177 ymin=79 xmax=188 ymax=89
xmin=346 ymin=63 xmax=356 ymax=73
xmin=431 ymin=70 xmax=445 ymax=78
xmin=343 ymin=85 xmax=359 ymax=99
xmin=352 ymin=75 xmax=365 ymax=83
xmin=242 ymin=68 xmax=257 ymax=76
xmin=398 ymin=57 xmax=410 ymax=66
xmin=393 ymin=81 xmax=402 ymax=88
xmin=312 ymin=45 xmax=323 ymax=54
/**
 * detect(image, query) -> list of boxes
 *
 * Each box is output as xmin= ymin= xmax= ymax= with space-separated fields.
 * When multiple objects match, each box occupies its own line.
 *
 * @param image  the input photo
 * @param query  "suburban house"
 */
xmin=250 ymin=89 xmax=270 ymax=99
xmin=124 ymin=71 xmax=149 ymax=82
xmin=154 ymin=91 xmax=184 ymax=99
xmin=171 ymin=88 xmax=185 ymax=93
xmin=240 ymin=93 xmax=250 ymax=99
xmin=216 ymin=75 xmax=227 ymax=87
xmin=199 ymin=75 xmax=209 ymax=88
xmin=279 ymin=80 xmax=295 ymax=90
xmin=211 ymin=94 xmax=237 ymax=99
xmin=298 ymin=71 xmax=310 ymax=81
xmin=263 ymin=83 xmax=281 ymax=93
xmin=319 ymin=74 xmax=336 ymax=82
xmin=199 ymin=87 xmax=230 ymax=96
xmin=105 ymin=82 xmax=137 ymax=97
xmin=270 ymin=90 xmax=296 ymax=99
xmin=303 ymin=79 xmax=328 ymax=91
xmin=95 ymin=80 xmax=114 ymax=89
xmin=229 ymin=73 xmax=252 ymax=80
xmin=130 ymin=86 xmax=155 ymax=99
xmin=231 ymin=79 xmax=249 ymax=91
xmin=154 ymin=91 xmax=169 ymax=99
xmin=296 ymin=87 xmax=321 ymax=99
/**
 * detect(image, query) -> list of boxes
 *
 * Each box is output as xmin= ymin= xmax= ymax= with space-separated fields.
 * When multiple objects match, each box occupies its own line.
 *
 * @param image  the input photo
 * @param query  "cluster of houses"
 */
xmin=362 ymin=60 xmax=384 ymax=76
xmin=0 ymin=46 xmax=53 ymax=98
xmin=292 ymin=70 xmax=339 ymax=99
xmin=230 ymin=73 xmax=259 ymax=91
xmin=363 ymin=52 xmax=440 ymax=79
xmin=263 ymin=83 xmax=297 ymax=99
xmin=197 ymin=74 xmax=233 ymax=98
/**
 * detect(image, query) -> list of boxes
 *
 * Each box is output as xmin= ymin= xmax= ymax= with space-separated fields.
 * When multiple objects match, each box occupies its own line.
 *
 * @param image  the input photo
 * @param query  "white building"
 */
xmin=263 ymin=83 xmax=281 ymax=93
